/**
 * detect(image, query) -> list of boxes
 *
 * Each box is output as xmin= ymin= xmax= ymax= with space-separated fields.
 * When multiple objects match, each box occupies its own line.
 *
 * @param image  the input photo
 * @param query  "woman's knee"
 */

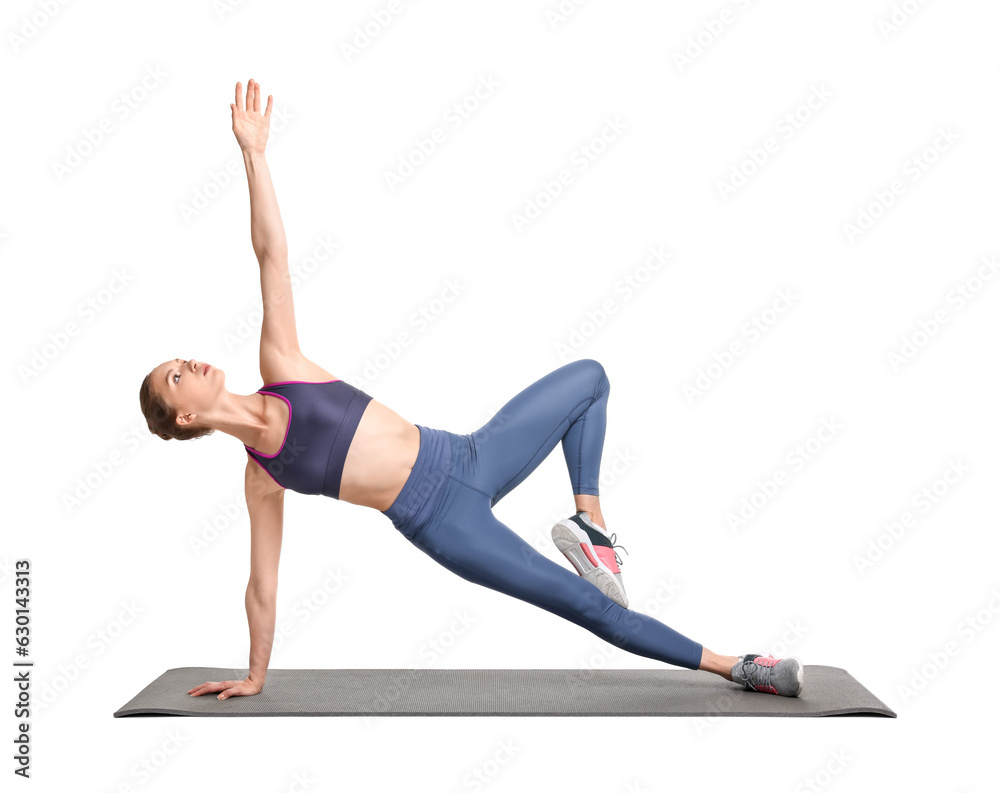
xmin=570 ymin=358 xmax=610 ymax=396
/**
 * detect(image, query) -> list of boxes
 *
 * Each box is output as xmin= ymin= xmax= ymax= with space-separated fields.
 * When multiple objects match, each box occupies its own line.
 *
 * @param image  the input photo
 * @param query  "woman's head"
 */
xmin=139 ymin=358 xmax=224 ymax=441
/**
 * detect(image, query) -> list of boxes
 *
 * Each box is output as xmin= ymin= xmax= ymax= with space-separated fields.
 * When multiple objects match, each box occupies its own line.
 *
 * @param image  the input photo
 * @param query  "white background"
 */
xmin=4 ymin=0 xmax=999 ymax=789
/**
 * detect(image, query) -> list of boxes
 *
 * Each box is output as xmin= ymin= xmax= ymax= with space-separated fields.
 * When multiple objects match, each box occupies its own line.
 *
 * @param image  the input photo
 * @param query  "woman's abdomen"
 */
xmin=338 ymin=399 xmax=421 ymax=510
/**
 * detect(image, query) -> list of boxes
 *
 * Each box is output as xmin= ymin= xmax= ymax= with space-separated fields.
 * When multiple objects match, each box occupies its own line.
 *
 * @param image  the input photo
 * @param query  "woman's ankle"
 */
xmin=699 ymin=648 xmax=740 ymax=680
xmin=573 ymin=496 xmax=604 ymax=529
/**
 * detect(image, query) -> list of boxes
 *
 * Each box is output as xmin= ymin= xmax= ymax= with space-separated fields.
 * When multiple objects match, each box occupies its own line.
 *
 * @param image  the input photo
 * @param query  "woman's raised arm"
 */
xmin=231 ymin=78 xmax=288 ymax=264
xmin=232 ymin=78 xmax=301 ymax=363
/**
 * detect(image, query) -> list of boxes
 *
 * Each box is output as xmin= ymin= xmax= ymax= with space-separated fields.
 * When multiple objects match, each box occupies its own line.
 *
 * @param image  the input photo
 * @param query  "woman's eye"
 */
xmin=173 ymin=373 xmax=180 ymax=383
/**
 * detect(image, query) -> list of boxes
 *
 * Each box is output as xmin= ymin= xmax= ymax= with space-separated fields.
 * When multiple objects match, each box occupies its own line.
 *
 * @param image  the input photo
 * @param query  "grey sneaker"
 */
xmin=730 ymin=653 xmax=804 ymax=697
xmin=551 ymin=510 xmax=629 ymax=608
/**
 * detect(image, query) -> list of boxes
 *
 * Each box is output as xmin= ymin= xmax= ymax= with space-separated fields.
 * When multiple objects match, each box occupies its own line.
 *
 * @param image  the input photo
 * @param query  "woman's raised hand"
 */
xmin=187 ymin=676 xmax=263 ymax=700
xmin=231 ymin=78 xmax=273 ymax=154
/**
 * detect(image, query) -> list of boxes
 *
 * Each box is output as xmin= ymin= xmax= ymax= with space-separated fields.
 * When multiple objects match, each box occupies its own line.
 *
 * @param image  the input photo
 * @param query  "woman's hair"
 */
xmin=139 ymin=370 xmax=215 ymax=441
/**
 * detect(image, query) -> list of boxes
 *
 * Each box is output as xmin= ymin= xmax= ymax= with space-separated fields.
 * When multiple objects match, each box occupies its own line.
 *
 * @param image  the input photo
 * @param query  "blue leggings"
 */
xmin=381 ymin=358 xmax=704 ymax=670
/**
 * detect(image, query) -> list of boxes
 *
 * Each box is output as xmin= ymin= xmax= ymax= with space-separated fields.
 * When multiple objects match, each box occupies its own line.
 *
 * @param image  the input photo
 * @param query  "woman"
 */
xmin=138 ymin=79 xmax=804 ymax=703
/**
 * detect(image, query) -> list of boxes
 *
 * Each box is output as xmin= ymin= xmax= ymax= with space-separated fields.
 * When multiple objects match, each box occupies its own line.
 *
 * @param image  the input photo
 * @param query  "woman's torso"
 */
xmin=245 ymin=361 xmax=419 ymax=510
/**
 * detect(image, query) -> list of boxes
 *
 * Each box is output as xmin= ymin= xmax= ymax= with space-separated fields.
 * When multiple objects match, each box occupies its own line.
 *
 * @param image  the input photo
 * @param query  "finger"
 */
xmin=253 ymin=81 xmax=260 ymax=113
xmin=264 ymin=94 xmax=272 ymax=119
xmin=207 ymin=681 xmax=236 ymax=698
xmin=188 ymin=680 xmax=224 ymax=695
xmin=235 ymin=81 xmax=243 ymax=112
xmin=247 ymin=78 xmax=254 ymax=112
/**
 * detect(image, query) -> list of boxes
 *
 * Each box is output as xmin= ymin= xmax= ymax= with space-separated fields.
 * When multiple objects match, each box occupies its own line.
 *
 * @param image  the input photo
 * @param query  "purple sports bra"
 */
xmin=244 ymin=379 xmax=374 ymax=499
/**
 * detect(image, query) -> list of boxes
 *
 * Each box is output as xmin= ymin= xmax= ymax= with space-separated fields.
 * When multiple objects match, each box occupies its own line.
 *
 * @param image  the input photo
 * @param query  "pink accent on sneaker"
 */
xmin=580 ymin=544 xmax=599 ymax=568
xmin=594 ymin=545 xmax=621 ymax=574
xmin=754 ymin=655 xmax=780 ymax=667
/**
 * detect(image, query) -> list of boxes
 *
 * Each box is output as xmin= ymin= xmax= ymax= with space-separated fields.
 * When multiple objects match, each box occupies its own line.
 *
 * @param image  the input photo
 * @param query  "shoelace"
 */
xmin=578 ymin=513 xmax=630 ymax=567
xmin=607 ymin=532 xmax=629 ymax=568
xmin=740 ymin=655 xmax=774 ymax=691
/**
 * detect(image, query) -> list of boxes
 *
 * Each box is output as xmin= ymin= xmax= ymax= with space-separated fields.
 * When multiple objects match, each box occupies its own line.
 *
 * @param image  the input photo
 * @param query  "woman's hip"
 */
xmin=380 ymin=425 xmax=478 ymax=539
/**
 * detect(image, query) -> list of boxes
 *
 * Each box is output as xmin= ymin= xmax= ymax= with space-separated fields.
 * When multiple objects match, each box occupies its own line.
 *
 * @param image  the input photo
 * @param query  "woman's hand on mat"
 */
xmin=231 ymin=78 xmax=272 ymax=154
xmin=187 ymin=676 xmax=263 ymax=700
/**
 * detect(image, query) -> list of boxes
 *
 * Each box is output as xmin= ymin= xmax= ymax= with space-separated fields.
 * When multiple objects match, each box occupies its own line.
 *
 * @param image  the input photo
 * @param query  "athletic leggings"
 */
xmin=380 ymin=358 xmax=704 ymax=670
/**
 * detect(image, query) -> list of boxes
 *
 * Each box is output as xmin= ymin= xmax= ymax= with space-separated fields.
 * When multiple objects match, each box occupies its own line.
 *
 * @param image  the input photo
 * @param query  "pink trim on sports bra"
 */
xmin=244 ymin=391 xmax=292 ymax=458
xmin=246 ymin=454 xmax=287 ymax=489
xmin=261 ymin=378 xmax=341 ymax=387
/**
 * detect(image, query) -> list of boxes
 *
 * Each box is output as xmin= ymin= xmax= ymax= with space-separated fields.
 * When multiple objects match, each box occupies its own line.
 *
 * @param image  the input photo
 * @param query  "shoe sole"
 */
xmin=551 ymin=522 xmax=629 ymax=608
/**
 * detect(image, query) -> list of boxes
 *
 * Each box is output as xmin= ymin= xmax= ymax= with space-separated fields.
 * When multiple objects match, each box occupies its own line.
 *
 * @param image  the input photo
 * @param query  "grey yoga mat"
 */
xmin=114 ymin=666 xmax=896 ymax=718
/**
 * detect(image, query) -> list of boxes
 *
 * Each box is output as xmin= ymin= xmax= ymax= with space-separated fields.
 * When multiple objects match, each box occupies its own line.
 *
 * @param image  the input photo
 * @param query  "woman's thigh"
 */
xmin=411 ymin=477 xmax=618 ymax=625
xmin=398 ymin=475 xmax=705 ymax=670
xmin=459 ymin=359 xmax=609 ymax=505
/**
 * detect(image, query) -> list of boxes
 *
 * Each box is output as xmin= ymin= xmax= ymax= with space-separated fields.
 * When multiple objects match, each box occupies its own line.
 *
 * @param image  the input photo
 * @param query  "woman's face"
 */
xmin=151 ymin=358 xmax=224 ymax=428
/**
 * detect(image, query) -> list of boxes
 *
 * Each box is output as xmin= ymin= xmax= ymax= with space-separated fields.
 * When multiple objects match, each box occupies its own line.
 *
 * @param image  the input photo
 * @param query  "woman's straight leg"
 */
xmin=409 ymin=478 xmax=704 ymax=670
xmin=465 ymin=358 xmax=610 ymax=504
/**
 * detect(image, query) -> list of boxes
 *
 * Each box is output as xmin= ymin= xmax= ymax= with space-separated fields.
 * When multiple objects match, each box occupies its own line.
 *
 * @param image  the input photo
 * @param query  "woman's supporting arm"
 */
xmin=243 ymin=468 xmax=285 ymax=691
xmin=245 ymin=582 xmax=276 ymax=689
xmin=185 ymin=581 xmax=274 ymax=699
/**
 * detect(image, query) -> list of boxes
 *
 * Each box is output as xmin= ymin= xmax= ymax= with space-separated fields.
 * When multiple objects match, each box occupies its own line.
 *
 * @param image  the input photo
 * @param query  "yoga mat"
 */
xmin=114 ymin=666 xmax=895 ymax=717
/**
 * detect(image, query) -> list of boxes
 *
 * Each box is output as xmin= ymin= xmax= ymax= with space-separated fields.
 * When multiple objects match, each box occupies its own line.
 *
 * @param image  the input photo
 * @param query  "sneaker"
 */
xmin=730 ymin=653 xmax=804 ymax=697
xmin=551 ymin=510 xmax=629 ymax=608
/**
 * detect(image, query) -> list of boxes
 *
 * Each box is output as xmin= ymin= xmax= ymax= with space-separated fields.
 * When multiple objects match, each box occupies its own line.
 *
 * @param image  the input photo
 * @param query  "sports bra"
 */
xmin=244 ymin=379 xmax=374 ymax=499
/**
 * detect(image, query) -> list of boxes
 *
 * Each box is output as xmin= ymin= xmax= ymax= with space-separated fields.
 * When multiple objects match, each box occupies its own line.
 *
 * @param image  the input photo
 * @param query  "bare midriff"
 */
xmin=337 ymin=399 xmax=421 ymax=511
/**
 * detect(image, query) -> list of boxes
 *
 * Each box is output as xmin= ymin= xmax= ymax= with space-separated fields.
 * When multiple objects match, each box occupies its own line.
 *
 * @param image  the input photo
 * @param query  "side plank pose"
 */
xmin=139 ymin=79 xmax=804 ymax=703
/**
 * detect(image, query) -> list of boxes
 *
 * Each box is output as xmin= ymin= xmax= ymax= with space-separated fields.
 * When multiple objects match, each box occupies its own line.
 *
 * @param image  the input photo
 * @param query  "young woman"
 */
xmin=139 ymin=79 xmax=804 ymax=703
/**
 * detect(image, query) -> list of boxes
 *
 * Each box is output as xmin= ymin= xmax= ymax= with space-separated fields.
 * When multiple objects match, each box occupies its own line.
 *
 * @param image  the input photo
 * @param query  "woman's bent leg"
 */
xmin=466 ymin=358 xmax=610 ymax=504
xmin=409 ymin=480 xmax=703 ymax=670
